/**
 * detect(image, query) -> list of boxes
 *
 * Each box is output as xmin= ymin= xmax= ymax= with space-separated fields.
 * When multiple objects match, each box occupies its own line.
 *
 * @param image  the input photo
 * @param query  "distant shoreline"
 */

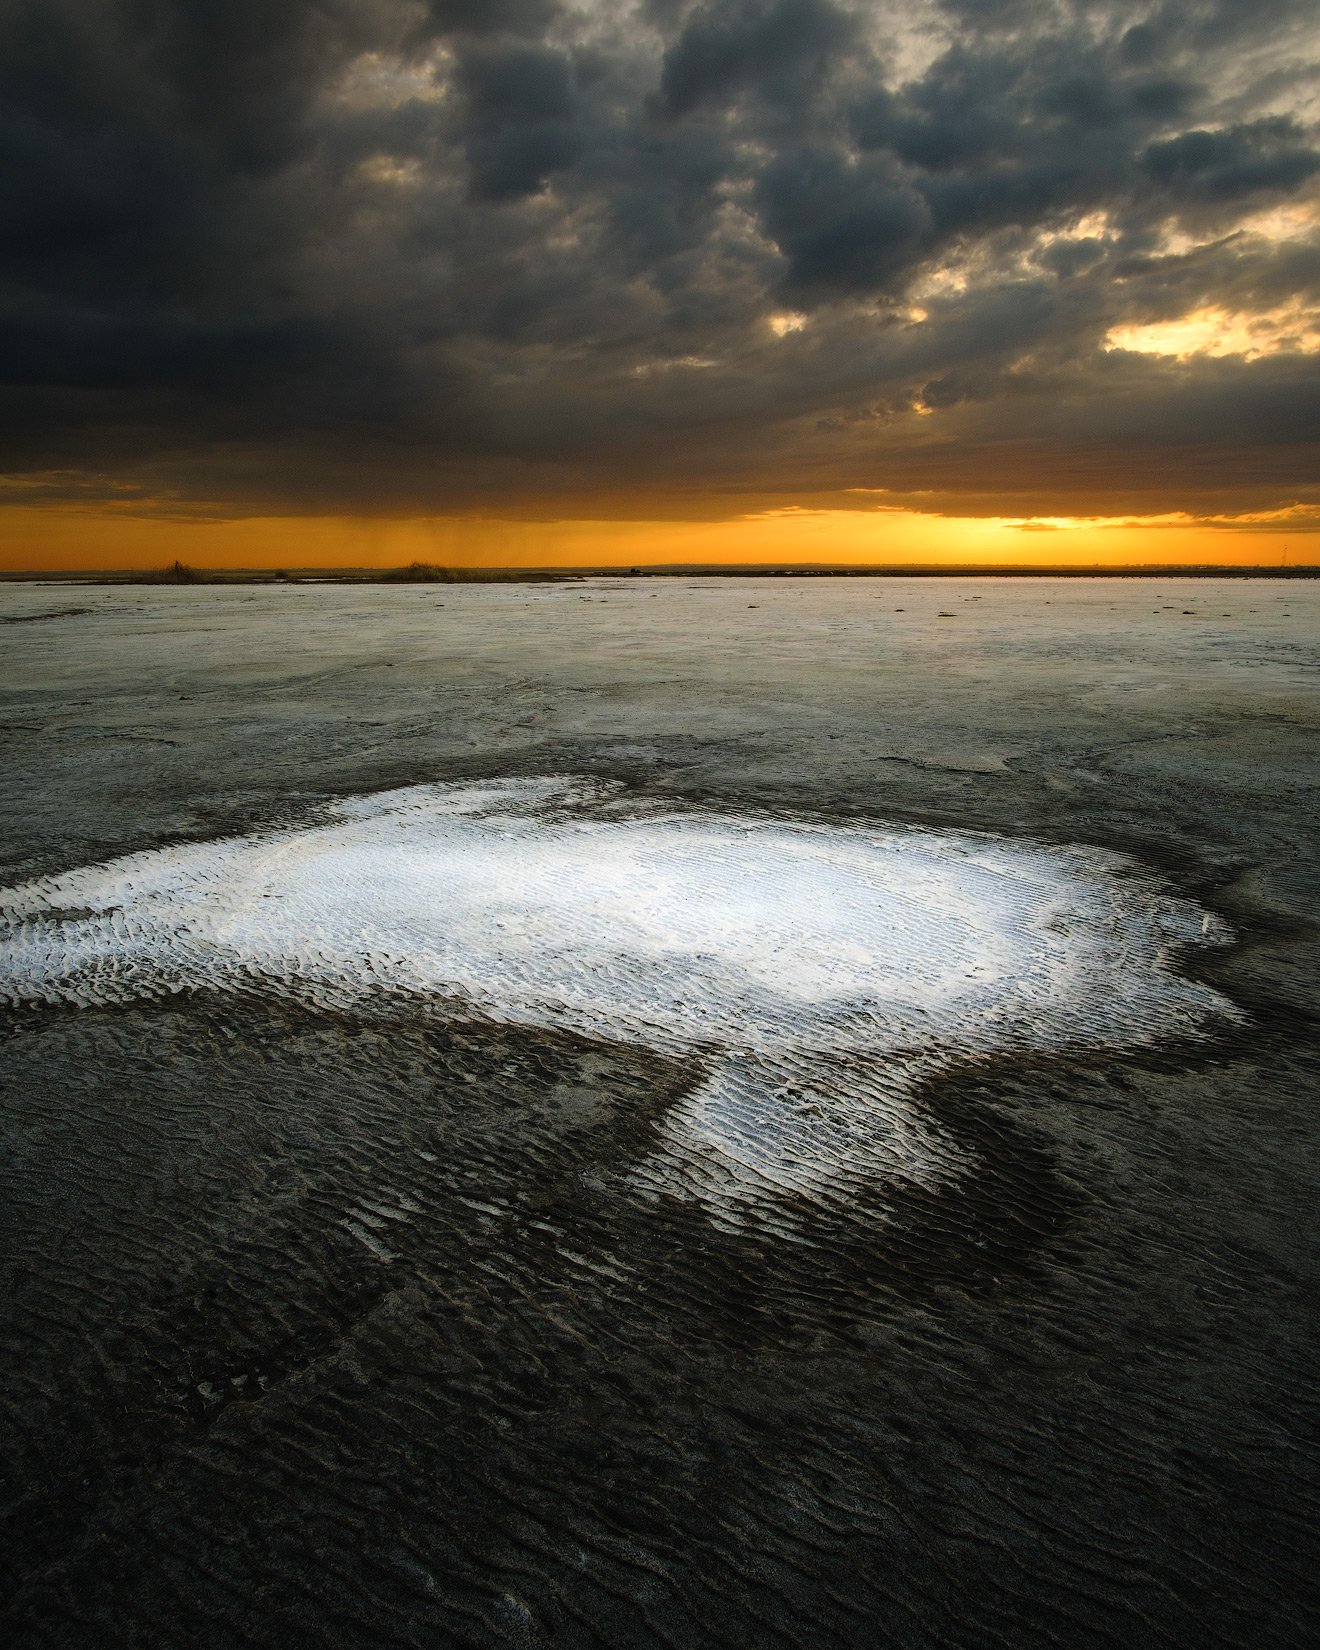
xmin=2 ymin=561 xmax=1317 ymax=585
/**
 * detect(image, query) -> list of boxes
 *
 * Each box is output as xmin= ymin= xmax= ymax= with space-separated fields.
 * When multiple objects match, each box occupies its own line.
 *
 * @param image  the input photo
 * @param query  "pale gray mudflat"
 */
xmin=1 ymin=576 xmax=1317 ymax=1649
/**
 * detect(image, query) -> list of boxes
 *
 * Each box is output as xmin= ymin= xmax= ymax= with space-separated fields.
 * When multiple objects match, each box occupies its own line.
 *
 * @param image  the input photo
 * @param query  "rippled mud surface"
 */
xmin=2 ymin=578 xmax=1318 ymax=1649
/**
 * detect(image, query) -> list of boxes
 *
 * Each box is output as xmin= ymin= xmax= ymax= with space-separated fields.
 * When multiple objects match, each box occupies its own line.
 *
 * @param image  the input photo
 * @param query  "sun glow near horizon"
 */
xmin=0 ymin=501 xmax=1314 ymax=574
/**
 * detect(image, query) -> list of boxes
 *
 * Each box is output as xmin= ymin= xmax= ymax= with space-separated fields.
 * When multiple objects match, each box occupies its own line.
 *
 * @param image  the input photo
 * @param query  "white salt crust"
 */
xmin=0 ymin=778 xmax=1239 ymax=1225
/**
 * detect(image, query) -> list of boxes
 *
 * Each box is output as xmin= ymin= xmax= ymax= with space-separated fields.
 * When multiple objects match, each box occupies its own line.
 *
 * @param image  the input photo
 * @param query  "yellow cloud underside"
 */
xmin=1106 ymin=300 xmax=1320 ymax=360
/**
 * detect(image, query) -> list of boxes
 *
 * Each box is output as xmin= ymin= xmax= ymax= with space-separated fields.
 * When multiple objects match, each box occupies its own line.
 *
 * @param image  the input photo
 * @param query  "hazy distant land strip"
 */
xmin=3 ymin=561 xmax=1318 ymax=585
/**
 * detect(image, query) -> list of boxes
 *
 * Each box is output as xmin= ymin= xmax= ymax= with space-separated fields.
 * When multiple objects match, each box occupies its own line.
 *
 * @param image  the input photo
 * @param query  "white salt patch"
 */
xmin=0 ymin=777 xmax=1239 ymax=1222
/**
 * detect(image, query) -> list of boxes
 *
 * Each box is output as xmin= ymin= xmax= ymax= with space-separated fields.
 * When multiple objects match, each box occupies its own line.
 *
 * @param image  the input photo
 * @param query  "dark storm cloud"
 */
xmin=1 ymin=0 xmax=1317 ymax=525
xmin=756 ymin=146 xmax=930 ymax=294
xmin=422 ymin=0 xmax=563 ymax=35
xmin=657 ymin=0 xmax=857 ymax=117
xmin=456 ymin=39 xmax=582 ymax=200
xmin=1141 ymin=120 xmax=1320 ymax=204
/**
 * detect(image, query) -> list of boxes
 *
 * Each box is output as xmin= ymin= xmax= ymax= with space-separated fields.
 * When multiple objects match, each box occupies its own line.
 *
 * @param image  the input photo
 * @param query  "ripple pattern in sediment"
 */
xmin=0 ymin=777 xmax=1237 ymax=1228
xmin=1 ymin=997 xmax=1316 ymax=1650
xmin=6 ymin=780 xmax=1308 ymax=1649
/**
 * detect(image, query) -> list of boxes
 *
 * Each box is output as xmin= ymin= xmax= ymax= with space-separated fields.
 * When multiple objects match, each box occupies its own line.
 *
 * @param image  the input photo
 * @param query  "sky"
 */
xmin=2 ymin=0 xmax=1318 ymax=569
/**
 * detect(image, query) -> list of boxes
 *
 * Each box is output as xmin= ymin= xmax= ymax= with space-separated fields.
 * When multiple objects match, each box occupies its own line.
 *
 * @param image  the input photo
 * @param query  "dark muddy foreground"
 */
xmin=2 ymin=577 xmax=1317 ymax=1649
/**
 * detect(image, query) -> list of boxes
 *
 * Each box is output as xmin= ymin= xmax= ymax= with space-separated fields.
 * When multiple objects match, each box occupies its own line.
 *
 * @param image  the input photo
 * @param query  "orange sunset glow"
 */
xmin=0 ymin=503 xmax=1312 ymax=573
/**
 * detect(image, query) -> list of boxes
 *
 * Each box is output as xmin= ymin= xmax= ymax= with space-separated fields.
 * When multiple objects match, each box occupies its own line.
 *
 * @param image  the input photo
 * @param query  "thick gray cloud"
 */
xmin=1 ymin=0 xmax=1317 ymax=526
xmin=658 ymin=0 xmax=857 ymax=116
xmin=456 ymin=40 xmax=583 ymax=200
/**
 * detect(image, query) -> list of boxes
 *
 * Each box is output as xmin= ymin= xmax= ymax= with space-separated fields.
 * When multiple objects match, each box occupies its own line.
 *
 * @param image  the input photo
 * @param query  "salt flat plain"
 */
xmin=1 ymin=576 xmax=1317 ymax=1649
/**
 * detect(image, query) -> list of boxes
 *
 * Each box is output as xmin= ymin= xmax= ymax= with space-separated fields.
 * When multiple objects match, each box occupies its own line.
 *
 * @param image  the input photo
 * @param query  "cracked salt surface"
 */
xmin=0 ymin=777 xmax=1240 ymax=1223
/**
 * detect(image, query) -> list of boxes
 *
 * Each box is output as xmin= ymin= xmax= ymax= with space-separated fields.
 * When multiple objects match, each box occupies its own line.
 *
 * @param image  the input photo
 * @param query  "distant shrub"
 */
xmin=151 ymin=560 xmax=207 ymax=584
xmin=379 ymin=562 xmax=456 ymax=583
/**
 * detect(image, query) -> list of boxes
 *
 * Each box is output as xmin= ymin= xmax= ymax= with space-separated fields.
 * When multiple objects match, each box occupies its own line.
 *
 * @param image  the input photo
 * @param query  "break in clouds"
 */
xmin=2 ymin=0 xmax=1318 ymax=525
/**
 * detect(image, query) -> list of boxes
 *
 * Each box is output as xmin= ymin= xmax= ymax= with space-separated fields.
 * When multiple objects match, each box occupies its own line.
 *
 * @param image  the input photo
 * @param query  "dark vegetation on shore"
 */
xmin=2 ymin=559 xmax=1316 ymax=585
xmin=1 ymin=560 xmax=572 ymax=586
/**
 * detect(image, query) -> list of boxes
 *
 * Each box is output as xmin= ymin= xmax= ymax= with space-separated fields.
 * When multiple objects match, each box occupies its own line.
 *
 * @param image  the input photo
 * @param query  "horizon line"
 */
xmin=3 ymin=561 xmax=1319 ymax=582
